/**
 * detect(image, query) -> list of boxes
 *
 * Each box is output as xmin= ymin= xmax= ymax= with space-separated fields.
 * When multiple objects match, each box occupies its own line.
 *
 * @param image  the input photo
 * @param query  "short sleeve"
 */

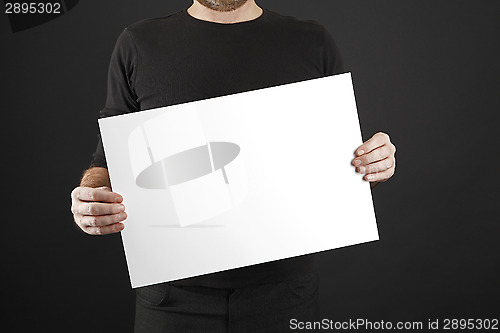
xmin=320 ymin=28 xmax=345 ymax=76
xmin=89 ymin=28 xmax=139 ymax=168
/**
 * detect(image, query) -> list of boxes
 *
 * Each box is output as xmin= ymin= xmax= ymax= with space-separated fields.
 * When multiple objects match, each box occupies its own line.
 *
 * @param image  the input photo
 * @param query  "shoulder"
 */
xmin=264 ymin=10 xmax=331 ymax=43
xmin=124 ymin=11 xmax=184 ymax=39
xmin=265 ymin=10 xmax=344 ymax=75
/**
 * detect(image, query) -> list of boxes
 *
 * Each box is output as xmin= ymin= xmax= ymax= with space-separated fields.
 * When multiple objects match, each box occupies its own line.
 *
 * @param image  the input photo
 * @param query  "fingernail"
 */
xmin=354 ymin=159 xmax=361 ymax=166
xmin=118 ymin=205 xmax=125 ymax=212
xmin=358 ymin=150 xmax=365 ymax=156
xmin=359 ymin=166 xmax=366 ymax=173
xmin=115 ymin=196 xmax=123 ymax=202
xmin=366 ymin=174 xmax=374 ymax=180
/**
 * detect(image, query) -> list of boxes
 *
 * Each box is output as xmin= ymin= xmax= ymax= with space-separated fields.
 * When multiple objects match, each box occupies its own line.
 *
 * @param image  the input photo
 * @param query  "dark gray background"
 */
xmin=1 ymin=0 xmax=498 ymax=331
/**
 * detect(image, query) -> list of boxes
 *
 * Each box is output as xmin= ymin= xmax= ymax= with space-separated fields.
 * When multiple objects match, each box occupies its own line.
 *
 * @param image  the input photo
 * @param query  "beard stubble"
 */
xmin=196 ymin=0 xmax=249 ymax=12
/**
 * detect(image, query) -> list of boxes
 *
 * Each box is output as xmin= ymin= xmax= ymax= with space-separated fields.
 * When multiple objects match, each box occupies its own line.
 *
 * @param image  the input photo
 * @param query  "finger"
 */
xmin=80 ymin=212 xmax=127 ymax=228
xmin=364 ymin=168 xmax=395 ymax=182
xmin=356 ymin=156 xmax=394 ymax=174
xmin=76 ymin=202 xmax=125 ymax=216
xmin=85 ymin=222 xmax=125 ymax=236
xmin=72 ymin=187 xmax=123 ymax=203
xmin=354 ymin=132 xmax=390 ymax=156
xmin=353 ymin=145 xmax=392 ymax=166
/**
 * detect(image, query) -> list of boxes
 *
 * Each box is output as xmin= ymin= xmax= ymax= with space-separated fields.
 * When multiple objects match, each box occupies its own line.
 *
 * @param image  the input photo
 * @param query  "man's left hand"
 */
xmin=352 ymin=132 xmax=396 ymax=187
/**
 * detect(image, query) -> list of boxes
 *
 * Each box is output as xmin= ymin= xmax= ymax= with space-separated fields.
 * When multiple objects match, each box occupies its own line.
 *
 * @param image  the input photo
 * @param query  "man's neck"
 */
xmin=187 ymin=0 xmax=262 ymax=24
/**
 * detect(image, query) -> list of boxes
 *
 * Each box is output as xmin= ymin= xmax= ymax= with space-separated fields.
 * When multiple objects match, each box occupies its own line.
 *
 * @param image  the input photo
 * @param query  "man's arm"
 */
xmin=72 ymin=26 xmax=139 ymax=235
xmin=80 ymin=166 xmax=111 ymax=188
xmin=71 ymin=167 xmax=127 ymax=235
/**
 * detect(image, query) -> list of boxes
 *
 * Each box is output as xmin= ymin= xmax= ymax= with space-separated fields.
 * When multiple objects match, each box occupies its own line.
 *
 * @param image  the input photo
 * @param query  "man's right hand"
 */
xmin=71 ymin=186 xmax=127 ymax=235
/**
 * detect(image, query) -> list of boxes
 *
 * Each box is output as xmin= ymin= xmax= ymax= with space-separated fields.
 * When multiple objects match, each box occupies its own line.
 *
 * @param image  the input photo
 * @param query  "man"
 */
xmin=71 ymin=0 xmax=396 ymax=331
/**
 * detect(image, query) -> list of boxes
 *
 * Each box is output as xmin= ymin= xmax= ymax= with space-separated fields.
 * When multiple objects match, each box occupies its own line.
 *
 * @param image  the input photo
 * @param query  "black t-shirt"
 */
xmin=90 ymin=9 xmax=344 ymax=288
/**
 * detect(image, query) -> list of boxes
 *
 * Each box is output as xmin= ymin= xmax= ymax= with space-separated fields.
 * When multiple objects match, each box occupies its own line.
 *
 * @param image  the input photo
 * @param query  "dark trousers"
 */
xmin=134 ymin=270 xmax=321 ymax=332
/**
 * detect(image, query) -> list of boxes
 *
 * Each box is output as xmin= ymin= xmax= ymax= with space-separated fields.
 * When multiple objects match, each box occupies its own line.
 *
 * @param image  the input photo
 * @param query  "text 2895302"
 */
xmin=5 ymin=2 xmax=61 ymax=14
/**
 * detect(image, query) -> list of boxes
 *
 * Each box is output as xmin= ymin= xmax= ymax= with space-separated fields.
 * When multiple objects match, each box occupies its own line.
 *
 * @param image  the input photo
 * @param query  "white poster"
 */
xmin=99 ymin=73 xmax=379 ymax=288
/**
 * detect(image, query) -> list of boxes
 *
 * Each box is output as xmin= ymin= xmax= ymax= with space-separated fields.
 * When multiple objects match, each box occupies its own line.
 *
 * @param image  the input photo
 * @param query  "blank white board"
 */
xmin=99 ymin=73 xmax=379 ymax=288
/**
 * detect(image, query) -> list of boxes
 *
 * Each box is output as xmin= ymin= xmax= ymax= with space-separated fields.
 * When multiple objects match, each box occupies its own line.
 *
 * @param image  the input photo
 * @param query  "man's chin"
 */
xmin=196 ymin=0 xmax=249 ymax=12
